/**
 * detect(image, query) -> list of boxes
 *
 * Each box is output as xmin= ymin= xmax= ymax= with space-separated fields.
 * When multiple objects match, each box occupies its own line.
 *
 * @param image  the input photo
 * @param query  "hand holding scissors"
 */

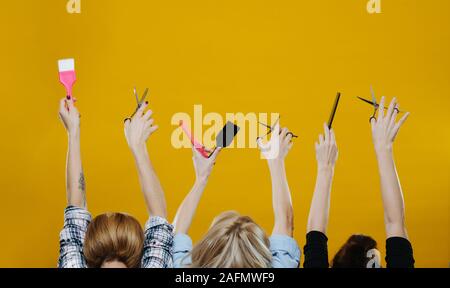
xmin=256 ymin=116 xmax=298 ymax=142
xmin=357 ymin=86 xmax=401 ymax=123
xmin=124 ymin=87 xmax=157 ymax=151
xmin=124 ymin=87 xmax=149 ymax=122
xmin=370 ymin=96 xmax=410 ymax=151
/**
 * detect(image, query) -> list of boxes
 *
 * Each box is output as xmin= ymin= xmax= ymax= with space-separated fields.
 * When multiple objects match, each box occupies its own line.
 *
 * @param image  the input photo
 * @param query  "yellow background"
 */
xmin=0 ymin=0 xmax=448 ymax=267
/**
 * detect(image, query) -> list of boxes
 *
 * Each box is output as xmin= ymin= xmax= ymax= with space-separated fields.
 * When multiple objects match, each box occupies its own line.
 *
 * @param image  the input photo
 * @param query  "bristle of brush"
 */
xmin=58 ymin=58 xmax=75 ymax=72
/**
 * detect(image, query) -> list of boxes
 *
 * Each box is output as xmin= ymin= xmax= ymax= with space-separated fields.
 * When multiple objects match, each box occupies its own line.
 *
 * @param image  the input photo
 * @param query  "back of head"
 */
xmin=331 ymin=234 xmax=378 ymax=268
xmin=190 ymin=211 xmax=271 ymax=268
xmin=84 ymin=212 xmax=144 ymax=268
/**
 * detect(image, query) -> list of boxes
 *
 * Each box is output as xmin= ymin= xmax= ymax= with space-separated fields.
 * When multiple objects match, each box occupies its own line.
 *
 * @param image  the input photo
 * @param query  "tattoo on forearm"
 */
xmin=79 ymin=172 xmax=86 ymax=206
xmin=79 ymin=172 xmax=86 ymax=192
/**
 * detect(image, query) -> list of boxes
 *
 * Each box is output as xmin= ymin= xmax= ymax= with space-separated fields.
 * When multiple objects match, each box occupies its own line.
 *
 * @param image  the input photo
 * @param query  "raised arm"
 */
xmin=371 ymin=97 xmax=410 ymax=239
xmin=173 ymin=147 xmax=221 ymax=234
xmin=124 ymin=102 xmax=166 ymax=218
xmin=306 ymin=124 xmax=338 ymax=234
xmin=59 ymin=96 xmax=85 ymax=208
xmin=258 ymin=125 xmax=294 ymax=236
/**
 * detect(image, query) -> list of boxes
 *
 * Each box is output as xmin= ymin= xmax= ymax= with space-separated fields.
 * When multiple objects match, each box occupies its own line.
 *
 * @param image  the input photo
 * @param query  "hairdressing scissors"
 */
xmin=124 ymin=87 xmax=149 ymax=122
xmin=357 ymin=86 xmax=401 ymax=122
xmin=256 ymin=116 xmax=298 ymax=141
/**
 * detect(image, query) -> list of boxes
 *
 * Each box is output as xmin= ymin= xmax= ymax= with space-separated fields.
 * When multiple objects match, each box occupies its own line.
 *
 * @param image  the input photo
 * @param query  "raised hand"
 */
xmin=59 ymin=96 xmax=80 ymax=136
xmin=315 ymin=123 xmax=338 ymax=169
xmin=257 ymin=124 xmax=294 ymax=162
xmin=192 ymin=146 xmax=221 ymax=183
xmin=124 ymin=101 xmax=158 ymax=153
xmin=371 ymin=97 xmax=410 ymax=153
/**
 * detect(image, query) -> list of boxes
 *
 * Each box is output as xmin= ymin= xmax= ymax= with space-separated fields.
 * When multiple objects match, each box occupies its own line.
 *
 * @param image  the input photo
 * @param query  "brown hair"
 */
xmin=190 ymin=211 xmax=272 ymax=268
xmin=331 ymin=234 xmax=378 ymax=268
xmin=83 ymin=212 xmax=144 ymax=268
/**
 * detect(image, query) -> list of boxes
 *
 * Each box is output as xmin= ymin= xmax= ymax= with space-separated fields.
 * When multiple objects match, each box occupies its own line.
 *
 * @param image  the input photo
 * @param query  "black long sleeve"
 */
xmin=303 ymin=231 xmax=329 ymax=268
xmin=385 ymin=237 xmax=415 ymax=268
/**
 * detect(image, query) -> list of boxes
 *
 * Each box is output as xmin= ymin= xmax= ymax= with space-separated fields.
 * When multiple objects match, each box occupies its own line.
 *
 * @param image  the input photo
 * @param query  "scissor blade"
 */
xmin=370 ymin=86 xmax=378 ymax=108
xmin=270 ymin=116 xmax=280 ymax=130
xmin=357 ymin=96 xmax=376 ymax=106
xmin=258 ymin=121 xmax=272 ymax=129
xmin=133 ymin=87 xmax=139 ymax=104
xmin=139 ymin=88 xmax=149 ymax=105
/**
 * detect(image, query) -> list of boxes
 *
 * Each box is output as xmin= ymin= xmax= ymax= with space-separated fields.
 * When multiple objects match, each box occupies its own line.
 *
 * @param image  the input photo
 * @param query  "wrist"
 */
xmin=375 ymin=146 xmax=393 ymax=159
xmin=268 ymin=159 xmax=285 ymax=170
xmin=194 ymin=177 xmax=208 ymax=187
xmin=68 ymin=130 xmax=80 ymax=141
xmin=131 ymin=144 xmax=148 ymax=158
xmin=317 ymin=164 xmax=334 ymax=173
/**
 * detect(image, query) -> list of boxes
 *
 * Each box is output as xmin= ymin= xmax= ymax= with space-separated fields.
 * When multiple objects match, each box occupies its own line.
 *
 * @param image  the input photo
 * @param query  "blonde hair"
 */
xmin=190 ymin=211 xmax=272 ymax=268
xmin=83 ymin=212 xmax=144 ymax=268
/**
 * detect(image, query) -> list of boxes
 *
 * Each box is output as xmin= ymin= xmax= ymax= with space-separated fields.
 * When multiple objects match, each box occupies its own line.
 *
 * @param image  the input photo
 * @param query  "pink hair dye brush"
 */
xmin=179 ymin=120 xmax=211 ymax=158
xmin=58 ymin=58 xmax=76 ymax=98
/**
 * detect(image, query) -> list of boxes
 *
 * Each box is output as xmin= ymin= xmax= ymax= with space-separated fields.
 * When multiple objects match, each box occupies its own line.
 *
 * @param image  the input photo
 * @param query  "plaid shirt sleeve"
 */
xmin=58 ymin=206 xmax=91 ymax=268
xmin=141 ymin=216 xmax=174 ymax=268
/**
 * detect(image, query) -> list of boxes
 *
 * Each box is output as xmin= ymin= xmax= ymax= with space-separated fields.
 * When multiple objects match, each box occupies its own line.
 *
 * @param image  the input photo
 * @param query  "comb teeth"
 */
xmin=58 ymin=58 xmax=75 ymax=72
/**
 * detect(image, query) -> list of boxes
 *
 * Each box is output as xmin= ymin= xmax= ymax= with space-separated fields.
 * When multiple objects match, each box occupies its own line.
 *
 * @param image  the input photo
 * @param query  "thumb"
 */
xmin=256 ymin=137 xmax=266 ymax=150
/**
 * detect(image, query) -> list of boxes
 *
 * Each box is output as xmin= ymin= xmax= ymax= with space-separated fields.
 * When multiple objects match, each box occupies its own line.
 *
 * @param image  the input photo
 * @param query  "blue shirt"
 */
xmin=173 ymin=233 xmax=300 ymax=268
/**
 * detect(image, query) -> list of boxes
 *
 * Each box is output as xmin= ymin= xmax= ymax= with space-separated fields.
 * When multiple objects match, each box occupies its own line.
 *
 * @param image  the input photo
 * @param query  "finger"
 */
xmin=273 ymin=122 xmax=281 ymax=136
xmin=124 ymin=118 xmax=131 ymax=129
xmin=282 ymin=128 xmax=291 ymax=143
xmin=314 ymin=141 xmax=319 ymax=151
xmin=143 ymin=109 xmax=153 ymax=121
xmin=330 ymin=128 xmax=336 ymax=145
xmin=257 ymin=137 xmax=266 ymax=150
xmin=288 ymin=142 xmax=294 ymax=151
xmin=378 ymin=96 xmax=385 ymax=120
xmin=134 ymin=101 xmax=148 ymax=119
xmin=284 ymin=132 xmax=293 ymax=144
xmin=59 ymin=98 xmax=69 ymax=114
xmin=319 ymin=134 xmax=324 ymax=145
xmin=391 ymin=112 xmax=409 ymax=140
xmin=66 ymin=97 xmax=75 ymax=111
xmin=148 ymin=124 xmax=159 ymax=134
xmin=191 ymin=144 xmax=199 ymax=157
xmin=386 ymin=97 xmax=397 ymax=124
xmin=209 ymin=147 xmax=222 ymax=162
xmin=397 ymin=112 xmax=410 ymax=128
xmin=145 ymin=118 xmax=155 ymax=128
xmin=388 ymin=108 xmax=398 ymax=132
xmin=370 ymin=117 xmax=376 ymax=134
xmin=280 ymin=127 xmax=288 ymax=140
xmin=203 ymin=146 xmax=213 ymax=154
xmin=323 ymin=123 xmax=330 ymax=143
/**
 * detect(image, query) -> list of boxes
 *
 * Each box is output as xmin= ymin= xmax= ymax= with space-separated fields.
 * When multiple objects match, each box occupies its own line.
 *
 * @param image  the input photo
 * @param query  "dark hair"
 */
xmin=331 ymin=234 xmax=378 ymax=268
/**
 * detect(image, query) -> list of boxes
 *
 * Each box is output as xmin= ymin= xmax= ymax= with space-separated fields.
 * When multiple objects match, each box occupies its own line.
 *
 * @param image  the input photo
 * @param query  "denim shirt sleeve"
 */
xmin=269 ymin=234 xmax=301 ymax=268
xmin=142 ymin=216 xmax=174 ymax=268
xmin=58 ymin=206 xmax=91 ymax=268
xmin=173 ymin=233 xmax=193 ymax=268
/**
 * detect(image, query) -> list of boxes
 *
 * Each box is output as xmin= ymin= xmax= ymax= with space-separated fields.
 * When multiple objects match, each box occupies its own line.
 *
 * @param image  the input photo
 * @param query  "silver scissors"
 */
xmin=124 ymin=87 xmax=149 ymax=122
xmin=357 ymin=86 xmax=400 ymax=122
xmin=256 ymin=116 xmax=298 ymax=141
